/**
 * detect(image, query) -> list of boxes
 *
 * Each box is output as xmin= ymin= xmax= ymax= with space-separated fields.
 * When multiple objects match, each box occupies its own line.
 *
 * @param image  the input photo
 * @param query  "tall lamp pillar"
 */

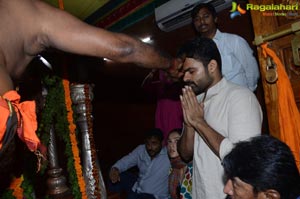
xmin=47 ymin=125 xmax=71 ymax=198
xmin=70 ymin=84 xmax=107 ymax=199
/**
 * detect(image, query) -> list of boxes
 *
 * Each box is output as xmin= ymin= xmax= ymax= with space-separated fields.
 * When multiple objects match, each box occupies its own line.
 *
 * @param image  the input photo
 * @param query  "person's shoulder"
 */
xmin=160 ymin=146 xmax=168 ymax=155
xmin=219 ymin=31 xmax=247 ymax=42
xmin=156 ymin=147 xmax=170 ymax=160
xmin=224 ymin=83 xmax=260 ymax=110
xmin=158 ymin=147 xmax=171 ymax=164
xmin=130 ymin=144 xmax=146 ymax=154
xmin=224 ymin=80 xmax=255 ymax=97
xmin=136 ymin=144 xmax=146 ymax=150
xmin=129 ymin=144 xmax=148 ymax=158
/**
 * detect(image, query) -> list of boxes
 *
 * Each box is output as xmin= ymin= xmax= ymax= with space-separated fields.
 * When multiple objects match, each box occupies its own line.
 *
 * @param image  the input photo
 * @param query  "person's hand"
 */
xmin=165 ymin=58 xmax=184 ymax=81
xmin=109 ymin=167 xmax=120 ymax=183
xmin=180 ymin=86 xmax=204 ymax=128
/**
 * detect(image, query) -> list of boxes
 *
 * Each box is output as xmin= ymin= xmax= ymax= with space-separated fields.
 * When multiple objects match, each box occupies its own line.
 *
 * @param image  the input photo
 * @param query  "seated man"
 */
xmin=109 ymin=128 xmax=170 ymax=199
xmin=222 ymin=135 xmax=300 ymax=199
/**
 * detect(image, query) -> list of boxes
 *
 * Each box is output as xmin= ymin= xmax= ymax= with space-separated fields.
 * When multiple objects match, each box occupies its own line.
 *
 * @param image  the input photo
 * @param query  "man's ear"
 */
xmin=263 ymin=189 xmax=280 ymax=199
xmin=208 ymin=60 xmax=218 ymax=73
xmin=214 ymin=16 xmax=218 ymax=24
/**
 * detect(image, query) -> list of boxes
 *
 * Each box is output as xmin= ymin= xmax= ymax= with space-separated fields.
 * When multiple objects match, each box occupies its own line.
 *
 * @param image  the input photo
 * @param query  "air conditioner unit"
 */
xmin=155 ymin=0 xmax=232 ymax=32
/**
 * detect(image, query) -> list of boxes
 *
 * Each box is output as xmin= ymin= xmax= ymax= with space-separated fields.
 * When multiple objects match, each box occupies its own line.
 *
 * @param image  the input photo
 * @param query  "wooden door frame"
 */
xmin=249 ymin=0 xmax=282 ymax=138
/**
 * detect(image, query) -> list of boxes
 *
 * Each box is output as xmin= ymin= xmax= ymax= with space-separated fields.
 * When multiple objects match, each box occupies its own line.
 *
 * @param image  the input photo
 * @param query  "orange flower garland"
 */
xmin=9 ymin=175 xmax=24 ymax=199
xmin=62 ymin=79 xmax=87 ymax=199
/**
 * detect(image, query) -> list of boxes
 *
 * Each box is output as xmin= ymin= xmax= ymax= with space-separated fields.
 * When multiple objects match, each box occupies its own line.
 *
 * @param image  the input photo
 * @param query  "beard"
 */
xmin=184 ymin=80 xmax=207 ymax=95
xmin=147 ymin=148 xmax=161 ymax=158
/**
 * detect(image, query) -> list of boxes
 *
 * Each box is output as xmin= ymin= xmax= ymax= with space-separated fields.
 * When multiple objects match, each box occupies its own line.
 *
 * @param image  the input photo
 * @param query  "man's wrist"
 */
xmin=184 ymin=123 xmax=193 ymax=129
xmin=111 ymin=167 xmax=119 ymax=172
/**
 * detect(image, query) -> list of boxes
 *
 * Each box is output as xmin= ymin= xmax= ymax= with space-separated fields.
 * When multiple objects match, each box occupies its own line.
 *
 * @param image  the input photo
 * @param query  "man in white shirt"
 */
xmin=177 ymin=37 xmax=262 ymax=199
xmin=191 ymin=3 xmax=260 ymax=91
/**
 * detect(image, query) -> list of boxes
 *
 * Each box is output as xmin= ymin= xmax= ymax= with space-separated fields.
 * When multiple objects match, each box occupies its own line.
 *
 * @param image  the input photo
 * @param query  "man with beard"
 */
xmin=191 ymin=3 xmax=259 ymax=91
xmin=109 ymin=128 xmax=170 ymax=199
xmin=177 ymin=37 xmax=262 ymax=199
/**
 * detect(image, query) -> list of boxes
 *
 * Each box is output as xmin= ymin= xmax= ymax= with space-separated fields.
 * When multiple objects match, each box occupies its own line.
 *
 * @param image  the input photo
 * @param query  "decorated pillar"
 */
xmin=70 ymin=84 xmax=107 ymax=199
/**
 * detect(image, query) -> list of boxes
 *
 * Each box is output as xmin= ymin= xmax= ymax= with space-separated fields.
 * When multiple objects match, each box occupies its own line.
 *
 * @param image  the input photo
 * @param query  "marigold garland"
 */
xmin=62 ymin=79 xmax=88 ymax=199
xmin=39 ymin=75 xmax=84 ymax=198
xmin=9 ymin=176 xmax=24 ymax=199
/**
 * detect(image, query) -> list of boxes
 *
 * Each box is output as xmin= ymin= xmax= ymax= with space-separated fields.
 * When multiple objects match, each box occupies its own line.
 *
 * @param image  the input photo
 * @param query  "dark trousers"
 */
xmin=107 ymin=171 xmax=155 ymax=199
xmin=127 ymin=191 xmax=156 ymax=199
xmin=107 ymin=171 xmax=137 ymax=195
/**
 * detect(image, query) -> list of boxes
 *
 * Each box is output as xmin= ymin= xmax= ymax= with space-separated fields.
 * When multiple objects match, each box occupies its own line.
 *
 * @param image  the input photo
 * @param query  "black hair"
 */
xmin=168 ymin=128 xmax=183 ymax=137
xmin=223 ymin=135 xmax=300 ymax=199
xmin=191 ymin=3 xmax=217 ymax=20
xmin=145 ymin=128 xmax=164 ymax=142
xmin=177 ymin=37 xmax=222 ymax=71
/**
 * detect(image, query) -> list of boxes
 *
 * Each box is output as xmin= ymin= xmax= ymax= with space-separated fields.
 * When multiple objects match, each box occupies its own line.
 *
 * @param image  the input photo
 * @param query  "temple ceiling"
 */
xmin=43 ymin=0 xmax=168 ymax=31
